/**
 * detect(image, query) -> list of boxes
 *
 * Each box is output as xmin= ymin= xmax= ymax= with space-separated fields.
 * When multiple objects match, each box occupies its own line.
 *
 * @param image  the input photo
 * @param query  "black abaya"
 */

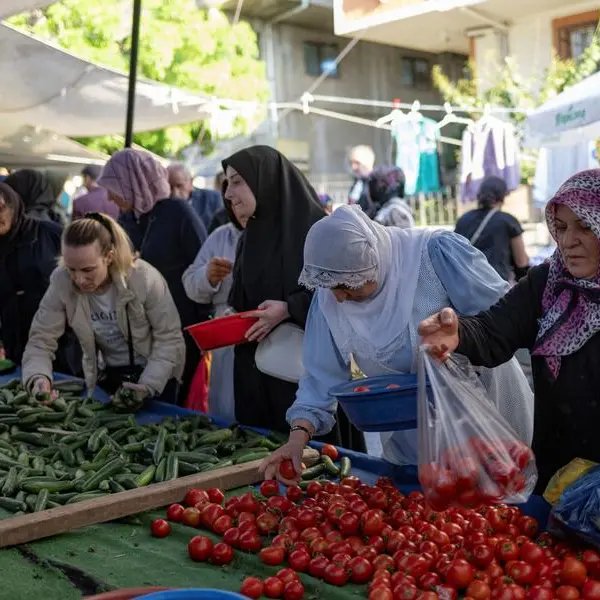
xmin=222 ymin=146 xmax=365 ymax=450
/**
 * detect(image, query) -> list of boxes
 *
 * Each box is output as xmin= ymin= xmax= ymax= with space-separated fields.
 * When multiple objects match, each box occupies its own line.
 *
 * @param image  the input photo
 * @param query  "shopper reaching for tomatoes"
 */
xmin=260 ymin=205 xmax=533 ymax=483
xmin=419 ymin=170 xmax=600 ymax=493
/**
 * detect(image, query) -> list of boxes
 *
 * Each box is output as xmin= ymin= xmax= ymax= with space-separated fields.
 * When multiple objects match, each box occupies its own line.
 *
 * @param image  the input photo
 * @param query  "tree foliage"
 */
xmin=9 ymin=0 xmax=270 ymax=157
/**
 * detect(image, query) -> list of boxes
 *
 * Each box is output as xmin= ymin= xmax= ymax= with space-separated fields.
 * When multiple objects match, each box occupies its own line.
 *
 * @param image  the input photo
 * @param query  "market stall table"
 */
xmin=0 ymin=370 xmax=551 ymax=599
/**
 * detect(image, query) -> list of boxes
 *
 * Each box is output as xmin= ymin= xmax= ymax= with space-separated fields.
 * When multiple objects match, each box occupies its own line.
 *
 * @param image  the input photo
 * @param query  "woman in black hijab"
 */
xmin=4 ymin=169 xmax=64 ymax=226
xmin=222 ymin=146 xmax=365 ymax=450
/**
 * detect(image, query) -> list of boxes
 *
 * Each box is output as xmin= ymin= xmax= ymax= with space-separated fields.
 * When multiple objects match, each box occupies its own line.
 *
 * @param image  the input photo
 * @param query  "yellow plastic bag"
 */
xmin=544 ymin=458 xmax=598 ymax=506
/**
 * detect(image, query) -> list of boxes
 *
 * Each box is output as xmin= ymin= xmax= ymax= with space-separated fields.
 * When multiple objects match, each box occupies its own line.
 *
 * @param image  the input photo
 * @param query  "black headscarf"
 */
xmin=4 ymin=169 xmax=57 ymax=213
xmin=0 ymin=182 xmax=37 ymax=258
xmin=222 ymin=145 xmax=325 ymax=312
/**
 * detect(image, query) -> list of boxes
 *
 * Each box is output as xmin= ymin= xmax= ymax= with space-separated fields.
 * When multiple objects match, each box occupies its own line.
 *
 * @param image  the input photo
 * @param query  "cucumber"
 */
xmin=154 ymin=457 xmax=167 ymax=483
xmin=87 ymin=426 xmax=108 ymax=452
xmin=233 ymin=451 xmax=270 ymax=465
xmin=173 ymin=451 xmax=219 ymax=465
xmin=66 ymin=491 xmax=109 ymax=504
xmin=197 ymin=429 xmax=234 ymax=445
xmin=301 ymin=463 xmax=326 ymax=480
xmin=339 ymin=456 xmax=351 ymax=479
xmin=153 ymin=427 xmax=167 ymax=465
xmin=20 ymin=478 xmax=74 ymax=493
xmin=0 ymin=496 xmax=27 ymax=512
xmin=164 ymin=453 xmax=179 ymax=481
xmin=321 ymin=455 xmax=340 ymax=476
xmin=81 ymin=457 xmax=126 ymax=492
xmin=2 ymin=467 xmax=19 ymax=496
xmin=34 ymin=489 xmax=49 ymax=512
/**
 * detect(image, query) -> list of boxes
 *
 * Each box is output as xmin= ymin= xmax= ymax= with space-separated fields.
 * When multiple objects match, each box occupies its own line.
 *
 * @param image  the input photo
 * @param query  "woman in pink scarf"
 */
xmin=419 ymin=169 xmax=600 ymax=492
xmin=98 ymin=149 xmax=208 ymax=405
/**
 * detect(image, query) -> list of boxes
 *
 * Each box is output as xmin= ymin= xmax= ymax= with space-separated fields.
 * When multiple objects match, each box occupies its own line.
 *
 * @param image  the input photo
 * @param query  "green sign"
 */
xmin=556 ymin=104 xmax=586 ymax=128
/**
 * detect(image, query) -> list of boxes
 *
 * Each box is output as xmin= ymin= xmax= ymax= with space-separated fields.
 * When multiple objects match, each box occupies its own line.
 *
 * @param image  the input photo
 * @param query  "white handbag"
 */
xmin=255 ymin=323 xmax=305 ymax=383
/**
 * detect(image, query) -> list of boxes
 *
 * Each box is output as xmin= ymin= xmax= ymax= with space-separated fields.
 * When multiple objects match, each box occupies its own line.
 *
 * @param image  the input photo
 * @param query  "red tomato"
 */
xmin=446 ymin=558 xmax=475 ymax=589
xmin=582 ymin=581 xmax=600 ymax=600
xmin=181 ymin=506 xmax=201 ymax=528
xmin=321 ymin=444 xmax=339 ymax=460
xmin=518 ymin=541 xmax=544 ymax=565
xmin=338 ymin=511 xmax=360 ymax=535
xmin=210 ymin=542 xmax=234 ymax=566
xmin=207 ymin=487 xmax=225 ymax=505
xmin=276 ymin=568 xmax=300 ymax=585
xmin=288 ymin=549 xmax=311 ymax=572
xmin=223 ymin=527 xmax=241 ymax=548
xmin=212 ymin=514 xmax=234 ymax=535
xmin=308 ymin=555 xmax=330 ymax=579
xmin=516 ymin=516 xmax=538 ymax=538
xmin=493 ymin=584 xmax=527 ymax=600
xmin=496 ymin=540 xmax=520 ymax=563
xmin=434 ymin=469 xmax=458 ymax=500
xmin=348 ymin=556 xmax=374 ymax=584
xmin=296 ymin=508 xmax=317 ymax=529
xmin=467 ymin=581 xmax=491 ymax=600
xmin=421 ymin=594 xmax=440 ymax=600
xmin=165 ymin=503 xmax=184 ymax=523
xmin=150 ymin=518 xmax=171 ymax=538
xmin=324 ymin=563 xmax=349 ymax=586
xmin=256 ymin=512 xmax=280 ymax=535
xmin=560 ymin=557 xmax=587 ymax=587
xmin=527 ymin=586 xmax=554 ymax=600
xmin=353 ymin=385 xmax=371 ymax=393
xmin=369 ymin=588 xmax=393 ymax=600
xmin=185 ymin=488 xmax=209 ymax=507
xmin=472 ymin=544 xmax=495 ymax=568
xmin=240 ymin=577 xmax=264 ymax=599
xmin=260 ymin=546 xmax=286 ymax=566
xmin=283 ymin=580 xmax=304 ymax=600
xmin=373 ymin=554 xmax=395 ymax=573
xmin=393 ymin=583 xmax=418 ymax=600
xmin=264 ymin=576 xmax=285 ymax=599
xmin=188 ymin=535 xmax=213 ymax=561
xmin=286 ymin=485 xmax=303 ymax=502
xmin=239 ymin=530 xmax=262 ymax=553
xmin=238 ymin=492 xmax=261 ymax=514
xmin=556 ymin=587 xmax=581 ymax=600
xmin=420 ymin=572 xmax=442 ymax=590
xmin=506 ymin=561 xmax=537 ymax=586
xmin=582 ymin=550 xmax=600 ymax=577
xmin=201 ymin=503 xmax=224 ymax=528
xmin=260 ymin=480 xmax=280 ymax=498
xmin=305 ymin=481 xmax=322 ymax=497
xmin=436 ymin=584 xmax=459 ymax=600
xmin=361 ymin=509 xmax=386 ymax=536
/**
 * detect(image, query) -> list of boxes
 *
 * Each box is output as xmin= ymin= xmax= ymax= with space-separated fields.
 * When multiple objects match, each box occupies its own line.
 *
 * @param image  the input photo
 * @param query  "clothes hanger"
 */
xmin=436 ymin=102 xmax=474 ymax=129
xmin=376 ymin=99 xmax=407 ymax=127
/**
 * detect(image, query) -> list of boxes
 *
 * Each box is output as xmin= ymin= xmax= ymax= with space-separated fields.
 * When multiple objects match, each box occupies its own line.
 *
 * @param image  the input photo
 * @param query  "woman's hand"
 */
xmin=31 ymin=376 xmax=55 ymax=402
xmin=112 ymin=382 xmax=150 ymax=411
xmin=243 ymin=300 xmax=289 ymax=342
xmin=259 ymin=437 xmax=305 ymax=485
xmin=207 ymin=257 xmax=233 ymax=287
xmin=418 ymin=307 xmax=460 ymax=360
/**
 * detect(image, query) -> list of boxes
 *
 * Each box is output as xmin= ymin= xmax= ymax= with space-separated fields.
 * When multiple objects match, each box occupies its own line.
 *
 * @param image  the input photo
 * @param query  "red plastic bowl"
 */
xmin=185 ymin=312 xmax=259 ymax=351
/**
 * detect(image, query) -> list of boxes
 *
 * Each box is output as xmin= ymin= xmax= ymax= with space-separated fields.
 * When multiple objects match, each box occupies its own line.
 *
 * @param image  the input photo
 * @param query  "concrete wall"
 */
xmin=253 ymin=20 xmax=466 ymax=176
xmin=474 ymin=1 xmax=600 ymax=93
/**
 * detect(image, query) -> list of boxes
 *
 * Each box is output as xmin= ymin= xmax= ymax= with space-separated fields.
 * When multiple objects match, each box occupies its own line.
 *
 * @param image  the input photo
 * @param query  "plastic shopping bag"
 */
xmin=417 ymin=348 xmax=538 ymax=510
xmin=548 ymin=465 xmax=600 ymax=550
xmin=184 ymin=354 xmax=209 ymax=413
xmin=544 ymin=458 xmax=598 ymax=506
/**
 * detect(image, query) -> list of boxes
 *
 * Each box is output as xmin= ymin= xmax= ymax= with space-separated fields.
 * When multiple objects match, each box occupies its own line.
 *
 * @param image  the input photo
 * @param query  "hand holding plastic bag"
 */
xmin=417 ymin=348 xmax=537 ymax=510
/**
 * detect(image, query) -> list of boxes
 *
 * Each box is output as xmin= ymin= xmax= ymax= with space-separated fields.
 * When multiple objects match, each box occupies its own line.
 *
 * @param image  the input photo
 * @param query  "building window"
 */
xmin=401 ymin=57 xmax=431 ymax=88
xmin=553 ymin=11 xmax=599 ymax=60
xmin=303 ymin=42 xmax=339 ymax=78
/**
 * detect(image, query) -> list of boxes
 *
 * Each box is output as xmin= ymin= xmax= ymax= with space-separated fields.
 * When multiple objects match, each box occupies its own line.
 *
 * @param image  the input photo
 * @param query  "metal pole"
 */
xmin=125 ymin=0 xmax=142 ymax=148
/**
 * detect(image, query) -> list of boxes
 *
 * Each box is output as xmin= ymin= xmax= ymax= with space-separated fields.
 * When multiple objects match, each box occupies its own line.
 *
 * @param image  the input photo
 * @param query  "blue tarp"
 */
xmin=0 ymin=369 xmax=551 ymax=526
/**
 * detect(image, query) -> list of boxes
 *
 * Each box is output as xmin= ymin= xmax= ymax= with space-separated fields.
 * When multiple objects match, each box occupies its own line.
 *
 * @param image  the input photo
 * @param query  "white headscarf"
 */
xmin=299 ymin=205 xmax=433 ymax=364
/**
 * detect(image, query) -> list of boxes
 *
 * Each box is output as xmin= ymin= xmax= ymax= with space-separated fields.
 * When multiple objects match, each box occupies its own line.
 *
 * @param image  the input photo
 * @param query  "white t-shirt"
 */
xmin=88 ymin=285 xmax=144 ymax=368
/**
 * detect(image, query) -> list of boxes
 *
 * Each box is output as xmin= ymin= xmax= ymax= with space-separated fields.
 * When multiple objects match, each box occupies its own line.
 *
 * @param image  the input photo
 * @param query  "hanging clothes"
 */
xmin=533 ymin=141 xmax=599 ymax=208
xmin=460 ymin=119 xmax=521 ymax=202
xmin=392 ymin=116 xmax=441 ymax=196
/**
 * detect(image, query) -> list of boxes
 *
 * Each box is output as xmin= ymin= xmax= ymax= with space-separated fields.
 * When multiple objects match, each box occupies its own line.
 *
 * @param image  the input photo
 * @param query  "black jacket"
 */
xmin=0 ymin=220 xmax=82 ymax=375
xmin=120 ymin=198 xmax=210 ymax=327
xmin=457 ymin=264 xmax=600 ymax=492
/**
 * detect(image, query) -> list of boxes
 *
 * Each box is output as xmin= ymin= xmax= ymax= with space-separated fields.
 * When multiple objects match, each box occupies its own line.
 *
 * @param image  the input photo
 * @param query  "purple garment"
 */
xmin=460 ymin=122 xmax=521 ymax=202
xmin=72 ymin=187 xmax=120 ymax=220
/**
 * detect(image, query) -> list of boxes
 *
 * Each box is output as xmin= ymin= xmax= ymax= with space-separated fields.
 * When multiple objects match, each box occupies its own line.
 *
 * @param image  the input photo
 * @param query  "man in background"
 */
xmin=72 ymin=165 xmax=120 ymax=220
xmin=168 ymin=163 xmax=223 ymax=231
xmin=348 ymin=145 xmax=378 ymax=218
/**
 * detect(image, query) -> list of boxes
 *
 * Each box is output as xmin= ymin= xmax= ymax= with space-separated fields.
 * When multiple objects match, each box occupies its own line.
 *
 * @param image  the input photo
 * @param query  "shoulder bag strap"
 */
xmin=469 ymin=208 xmax=498 ymax=246
xmin=125 ymin=304 xmax=135 ymax=369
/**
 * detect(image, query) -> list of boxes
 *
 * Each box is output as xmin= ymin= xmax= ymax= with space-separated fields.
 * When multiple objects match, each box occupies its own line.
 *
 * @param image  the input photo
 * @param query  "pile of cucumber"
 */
xmin=0 ymin=379 xmax=284 ymax=515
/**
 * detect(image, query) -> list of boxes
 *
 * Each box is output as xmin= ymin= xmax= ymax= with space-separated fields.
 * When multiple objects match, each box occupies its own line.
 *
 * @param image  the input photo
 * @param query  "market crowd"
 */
xmin=0 ymin=144 xmax=598 ymax=492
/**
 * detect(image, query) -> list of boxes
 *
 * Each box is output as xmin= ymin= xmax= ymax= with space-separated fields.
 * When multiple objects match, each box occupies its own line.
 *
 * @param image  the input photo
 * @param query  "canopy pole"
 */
xmin=125 ymin=0 xmax=142 ymax=148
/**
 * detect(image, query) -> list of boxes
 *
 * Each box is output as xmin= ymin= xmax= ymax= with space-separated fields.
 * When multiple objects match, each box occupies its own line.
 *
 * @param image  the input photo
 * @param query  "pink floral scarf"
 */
xmin=97 ymin=148 xmax=171 ymax=217
xmin=532 ymin=169 xmax=600 ymax=379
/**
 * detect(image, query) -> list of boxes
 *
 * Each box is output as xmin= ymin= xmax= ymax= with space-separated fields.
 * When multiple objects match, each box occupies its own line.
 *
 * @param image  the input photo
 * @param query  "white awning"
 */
xmin=525 ymin=71 xmax=600 ymax=148
xmin=0 ymin=123 xmax=109 ymax=169
xmin=0 ymin=23 xmax=214 ymax=137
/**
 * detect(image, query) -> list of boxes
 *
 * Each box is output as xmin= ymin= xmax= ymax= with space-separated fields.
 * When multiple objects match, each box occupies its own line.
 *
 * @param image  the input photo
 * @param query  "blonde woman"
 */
xmin=22 ymin=213 xmax=185 ymax=407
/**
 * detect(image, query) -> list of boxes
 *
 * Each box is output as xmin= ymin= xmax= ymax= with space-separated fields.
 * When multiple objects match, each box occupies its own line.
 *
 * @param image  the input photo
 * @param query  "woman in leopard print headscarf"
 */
xmin=420 ymin=169 xmax=600 ymax=491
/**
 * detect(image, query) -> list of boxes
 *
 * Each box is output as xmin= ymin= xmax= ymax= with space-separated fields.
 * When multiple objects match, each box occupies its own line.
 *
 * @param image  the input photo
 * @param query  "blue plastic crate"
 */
xmin=329 ymin=373 xmax=430 ymax=432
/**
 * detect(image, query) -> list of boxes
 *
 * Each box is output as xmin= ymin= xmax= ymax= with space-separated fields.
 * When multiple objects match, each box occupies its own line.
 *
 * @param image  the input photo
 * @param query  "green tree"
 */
xmin=10 ymin=0 xmax=270 ymax=157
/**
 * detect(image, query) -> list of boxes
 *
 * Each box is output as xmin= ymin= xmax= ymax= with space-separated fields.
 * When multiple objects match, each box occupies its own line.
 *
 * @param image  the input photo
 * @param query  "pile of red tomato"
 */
xmin=150 ymin=473 xmax=600 ymax=600
xmin=419 ymin=438 xmax=536 ymax=511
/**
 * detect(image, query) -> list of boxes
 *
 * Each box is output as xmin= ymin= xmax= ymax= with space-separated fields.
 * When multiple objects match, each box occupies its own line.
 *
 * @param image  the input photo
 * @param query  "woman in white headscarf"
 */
xmin=260 ymin=205 xmax=534 ymax=483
